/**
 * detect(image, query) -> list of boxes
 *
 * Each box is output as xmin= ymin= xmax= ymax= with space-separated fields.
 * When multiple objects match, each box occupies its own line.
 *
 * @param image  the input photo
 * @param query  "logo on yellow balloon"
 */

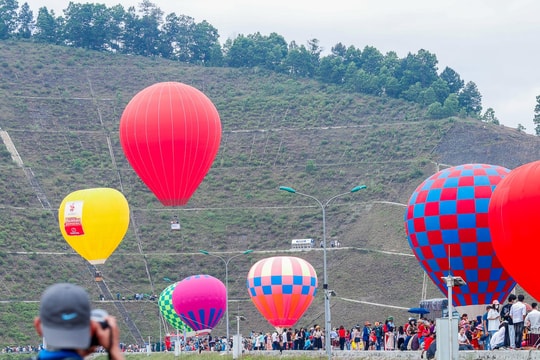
xmin=63 ymin=201 xmax=85 ymax=235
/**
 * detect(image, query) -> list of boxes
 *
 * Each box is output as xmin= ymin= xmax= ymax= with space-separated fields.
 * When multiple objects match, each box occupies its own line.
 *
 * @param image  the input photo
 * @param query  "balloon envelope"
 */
xmin=171 ymin=275 xmax=226 ymax=331
xmin=119 ymin=82 xmax=222 ymax=207
xmin=59 ymin=188 xmax=129 ymax=264
xmin=247 ymin=256 xmax=318 ymax=330
xmin=404 ymin=164 xmax=515 ymax=306
xmin=488 ymin=160 xmax=540 ymax=301
xmin=159 ymin=282 xmax=193 ymax=332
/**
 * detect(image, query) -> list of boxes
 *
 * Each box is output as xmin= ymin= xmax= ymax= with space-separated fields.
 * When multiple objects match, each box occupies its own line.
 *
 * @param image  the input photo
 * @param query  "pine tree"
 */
xmin=533 ymin=95 xmax=540 ymax=136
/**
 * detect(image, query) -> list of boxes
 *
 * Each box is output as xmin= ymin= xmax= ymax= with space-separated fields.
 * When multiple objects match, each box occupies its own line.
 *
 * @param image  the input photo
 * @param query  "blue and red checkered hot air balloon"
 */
xmin=404 ymin=164 xmax=515 ymax=306
xmin=247 ymin=256 xmax=317 ymax=330
xmin=171 ymin=275 xmax=226 ymax=332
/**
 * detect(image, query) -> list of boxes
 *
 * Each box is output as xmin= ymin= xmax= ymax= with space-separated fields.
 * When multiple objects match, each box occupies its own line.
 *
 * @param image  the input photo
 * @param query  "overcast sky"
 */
xmin=23 ymin=0 xmax=540 ymax=134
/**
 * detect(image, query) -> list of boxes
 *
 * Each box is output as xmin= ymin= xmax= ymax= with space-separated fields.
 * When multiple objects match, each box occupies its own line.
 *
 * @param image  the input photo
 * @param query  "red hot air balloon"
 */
xmin=247 ymin=256 xmax=318 ymax=330
xmin=119 ymin=82 xmax=222 ymax=206
xmin=171 ymin=275 xmax=226 ymax=332
xmin=488 ymin=160 xmax=540 ymax=301
xmin=404 ymin=164 xmax=515 ymax=306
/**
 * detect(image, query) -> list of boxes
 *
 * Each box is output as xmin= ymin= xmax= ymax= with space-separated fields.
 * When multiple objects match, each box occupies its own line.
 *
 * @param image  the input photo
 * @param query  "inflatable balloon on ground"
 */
xmin=488 ymin=160 xmax=540 ymax=301
xmin=171 ymin=275 xmax=226 ymax=332
xmin=119 ymin=82 xmax=222 ymax=207
xmin=159 ymin=282 xmax=193 ymax=332
xmin=247 ymin=256 xmax=317 ymax=330
xmin=404 ymin=164 xmax=515 ymax=305
xmin=59 ymin=188 xmax=129 ymax=264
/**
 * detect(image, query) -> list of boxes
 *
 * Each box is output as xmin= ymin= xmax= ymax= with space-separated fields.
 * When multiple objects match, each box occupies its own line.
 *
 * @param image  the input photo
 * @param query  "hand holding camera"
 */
xmin=91 ymin=309 xmax=110 ymax=346
xmin=90 ymin=309 xmax=123 ymax=359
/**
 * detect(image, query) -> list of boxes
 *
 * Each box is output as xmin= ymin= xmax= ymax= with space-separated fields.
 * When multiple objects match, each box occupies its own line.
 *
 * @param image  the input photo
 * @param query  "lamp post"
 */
xmin=234 ymin=315 xmax=246 ymax=360
xmin=199 ymin=249 xmax=253 ymax=353
xmin=279 ymin=184 xmax=367 ymax=359
xmin=441 ymin=274 xmax=466 ymax=360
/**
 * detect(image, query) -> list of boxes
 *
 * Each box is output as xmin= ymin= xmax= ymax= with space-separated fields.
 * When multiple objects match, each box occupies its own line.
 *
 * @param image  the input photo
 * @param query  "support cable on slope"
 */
xmin=86 ymin=73 xmax=149 ymax=345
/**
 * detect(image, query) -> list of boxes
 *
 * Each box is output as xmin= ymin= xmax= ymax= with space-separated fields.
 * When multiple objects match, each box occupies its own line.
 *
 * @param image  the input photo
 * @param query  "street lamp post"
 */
xmin=441 ymin=275 xmax=466 ymax=360
xmin=279 ymin=184 xmax=367 ymax=359
xmin=199 ymin=249 xmax=253 ymax=354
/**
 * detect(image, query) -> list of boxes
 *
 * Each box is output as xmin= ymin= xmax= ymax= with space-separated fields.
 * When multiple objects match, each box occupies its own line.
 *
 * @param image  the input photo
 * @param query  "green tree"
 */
xmin=348 ymin=68 xmax=380 ymax=95
xmin=482 ymin=108 xmax=499 ymax=125
xmin=225 ymin=32 xmax=287 ymax=70
xmin=429 ymin=78 xmax=451 ymax=104
xmin=439 ymin=67 xmax=464 ymax=94
xmin=159 ymin=13 xmax=195 ymax=60
xmin=34 ymin=7 xmax=61 ymax=44
xmin=400 ymin=82 xmax=423 ymax=103
xmin=190 ymin=20 xmax=222 ymax=66
xmin=458 ymin=81 xmax=482 ymax=117
xmin=16 ymin=2 xmax=33 ymax=38
xmin=0 ymin=0 xmax=19 ymax=39
xmin=442 ymin=93 xmax=459 ymax=117
xmin=318 ymin=55 xmax=346 ymax=84
xmin=63 ymin=3 xmax=121 ymax=50
xmin=419 ymin=87 xmax=438 ymax=106
xmin=107 ymin=4 xmax=127 ymax=52
xmin=378 ymin=51 xmax=402 ymax=97
xmin=224 ymin=34 xmax=256 ymax=67
xmin=283 ymin=41 xmax=316 ymax=77
xmin=343 ymin=45 xmax=362 ymax=68
xmin=533 ymin=95 xmax=540 ymax=135
xmin=426 ymin=102 xmax=446 ymax=119
xmin=379 ymin=73 xmax=401 ymax=97
xmin=123 ymin=1 xmax=163 ymax=56
xmin=331 ymin=42 xmax=347 ymax=58
xmin=360 ymin=45 xmax=383 ymax=74
xmin=397 ymin=49 xmax=439 ymax=88
xmin=380 ymin=51 xmax=400 ymax=77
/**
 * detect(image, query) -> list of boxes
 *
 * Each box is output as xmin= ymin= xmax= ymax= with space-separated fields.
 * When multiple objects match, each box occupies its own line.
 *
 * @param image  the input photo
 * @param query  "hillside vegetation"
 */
xmin=0 ymin=40 xmax=539 ymax=347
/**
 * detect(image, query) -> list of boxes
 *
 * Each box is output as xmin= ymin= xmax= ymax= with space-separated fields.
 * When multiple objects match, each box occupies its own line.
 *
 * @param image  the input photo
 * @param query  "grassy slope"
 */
xmin=0 ymin=40 xmax=539 ymax=346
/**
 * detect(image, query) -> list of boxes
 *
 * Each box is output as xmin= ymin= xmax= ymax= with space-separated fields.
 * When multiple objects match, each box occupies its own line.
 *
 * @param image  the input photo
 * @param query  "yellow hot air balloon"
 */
xmin=58 ymin=188 xmax=129 ymax=264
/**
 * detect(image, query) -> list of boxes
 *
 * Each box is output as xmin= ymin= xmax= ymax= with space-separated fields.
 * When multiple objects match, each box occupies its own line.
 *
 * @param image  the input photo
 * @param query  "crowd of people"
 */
xmin=247 ymin=319 xmax=423 ymax=353
xmin=15 ymin=282 xmax=540 ymax=360
xmin=483 ymin=294 xmax=540 ymax=350
xmin=230 ymin=294 xmax=540 ymax=354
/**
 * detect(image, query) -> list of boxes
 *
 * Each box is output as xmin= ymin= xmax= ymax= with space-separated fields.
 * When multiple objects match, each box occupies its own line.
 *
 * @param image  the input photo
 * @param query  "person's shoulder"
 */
xmin=37 ymin=355 xmax=79 ymax=360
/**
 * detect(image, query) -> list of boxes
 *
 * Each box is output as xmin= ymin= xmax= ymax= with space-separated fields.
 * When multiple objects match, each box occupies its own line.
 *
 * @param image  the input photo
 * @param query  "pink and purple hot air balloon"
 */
xmin=171 ymin=274 xmax=226 ymax=332
xmin=404 ymin=163 xmax=515 ymax=306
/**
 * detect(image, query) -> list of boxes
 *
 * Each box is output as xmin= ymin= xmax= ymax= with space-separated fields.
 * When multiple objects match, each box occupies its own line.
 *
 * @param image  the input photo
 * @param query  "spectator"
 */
xmin=500 ymin=294 xmax=516 ymax=348
xmin=422 ymin=332 xmax=435 ymax=358
xmin=490 ymin=322 xmax=508 ymax=350
xmin=362 ymin=322 xmax=371 ymax=350
xmin=33 ymin=283 xmax=124 ymax=360
xmin=509 ymin=294 xmax=527 ymax=349
xmin=487 ymin=300 xmax=501 ymax=348
xmin=338 ymin=325 xmax=346 ymax=350
xmin=457 ymin=327 xmax=473 ymax=350
xmin=525 ymin=302 xmax=540 ymax=347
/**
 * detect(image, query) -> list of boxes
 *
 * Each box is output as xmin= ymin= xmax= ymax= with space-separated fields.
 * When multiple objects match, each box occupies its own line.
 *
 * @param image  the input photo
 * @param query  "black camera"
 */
xmin=90 ymin=309 xmax=109 ymax=346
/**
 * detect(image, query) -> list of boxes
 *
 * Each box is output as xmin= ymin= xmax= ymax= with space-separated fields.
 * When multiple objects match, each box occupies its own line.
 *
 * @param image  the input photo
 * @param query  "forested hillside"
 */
xmin=2 ymin=1 xmax=493 ymax=123
xmin=0 ymin=40 xmax=538 ymax=347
